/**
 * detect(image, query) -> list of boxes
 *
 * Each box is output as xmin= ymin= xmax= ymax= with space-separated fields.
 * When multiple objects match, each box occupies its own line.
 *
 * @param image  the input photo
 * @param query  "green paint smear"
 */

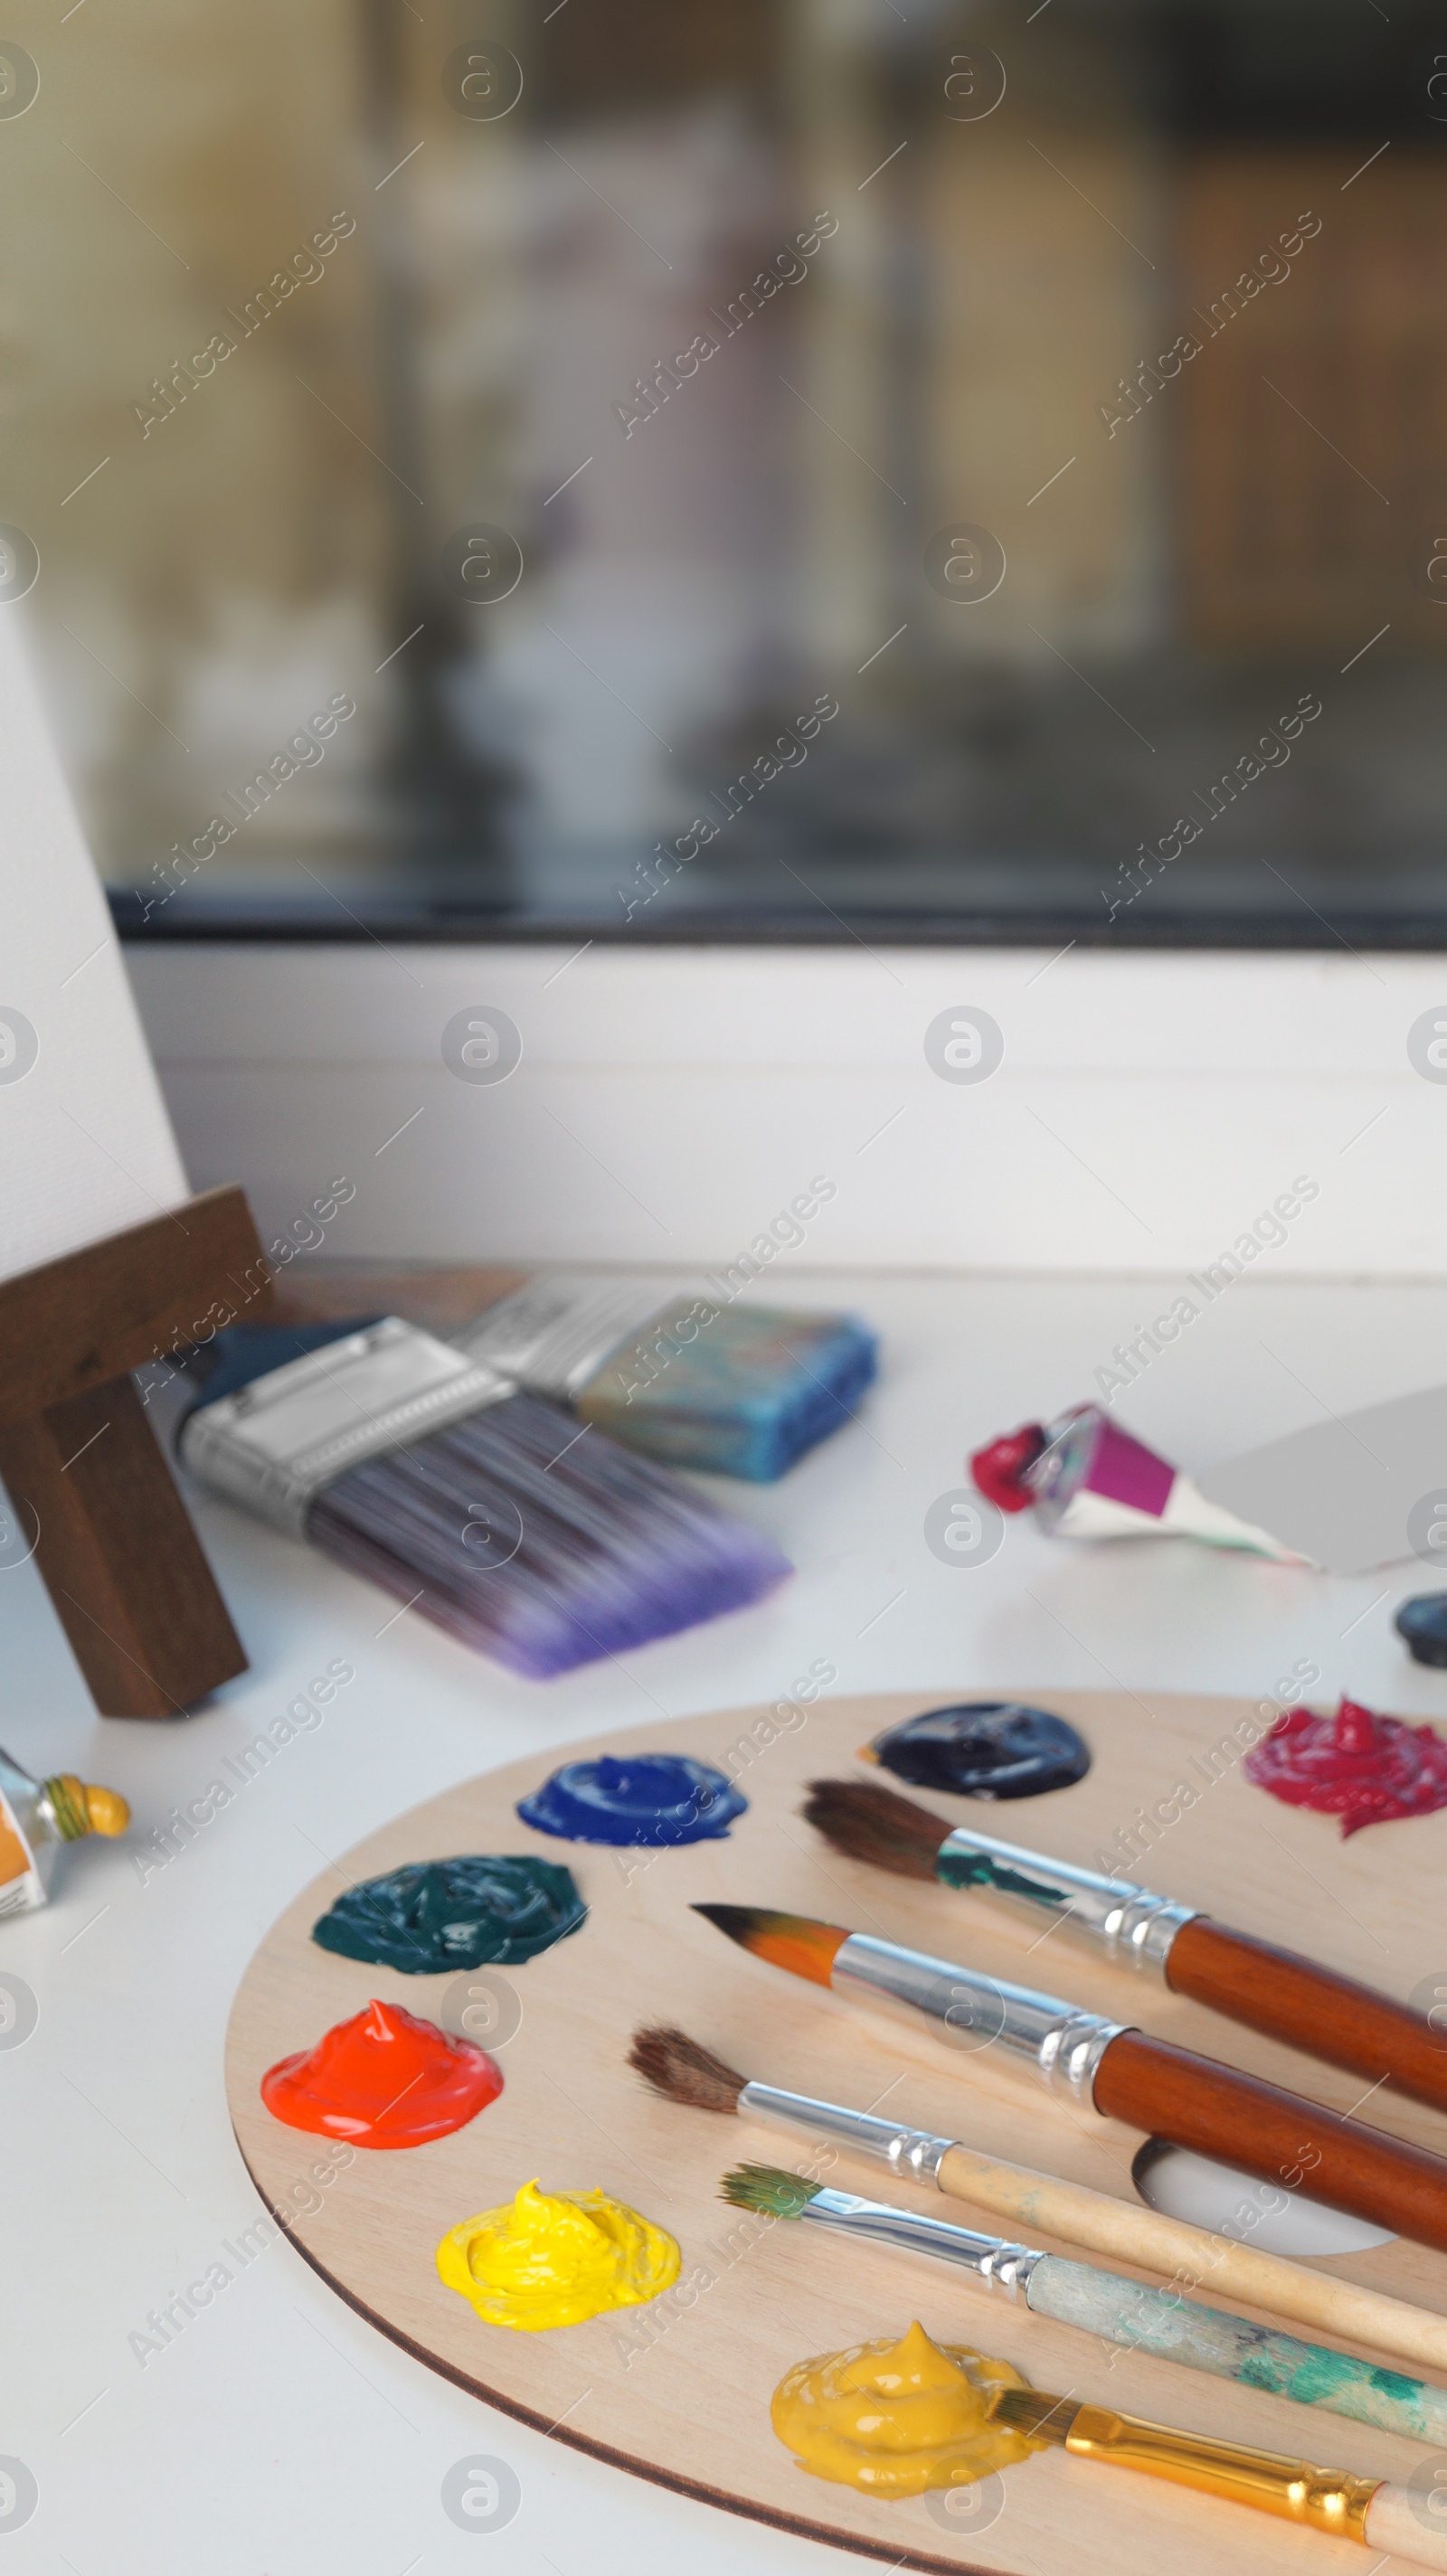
xmin=1237 ymin=2347 xmax=1428 ymax=2430
xmin=937 ymin=1852 xmax=1067 ymax=1909
xmin=312 ymin=1854 xmax=587 ymax=1972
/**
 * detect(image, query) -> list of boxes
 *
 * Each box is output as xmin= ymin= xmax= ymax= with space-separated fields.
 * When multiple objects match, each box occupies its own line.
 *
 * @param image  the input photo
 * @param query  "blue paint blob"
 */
xmin=517 ymin=1753 xmax=747 ymax=1847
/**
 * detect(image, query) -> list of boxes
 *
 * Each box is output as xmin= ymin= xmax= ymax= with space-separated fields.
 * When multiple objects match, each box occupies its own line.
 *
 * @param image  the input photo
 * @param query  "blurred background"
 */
xmin=2 ymin=0 xmax=1444 ymax=940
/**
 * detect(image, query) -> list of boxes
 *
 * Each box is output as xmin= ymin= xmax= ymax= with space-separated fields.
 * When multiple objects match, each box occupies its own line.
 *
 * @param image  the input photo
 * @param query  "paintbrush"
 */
xmin=719 ymin=2162 xmax=1447 ymax=2447
xmin=691 ymin=1903 xmax=1447 ymax=2252
xmin=802 ymin=1778 xmax=1447 ymax=2117
xmin=456 ymin=1276 xmax=878 ymax=1482
xmin=175 ymin=1317 xmax=790 ymax=1679
xmin=629 ymin=2024 xmax=1447 ymax=2376
xmin=987 ymin=2378 xmax=1447 ymax=2567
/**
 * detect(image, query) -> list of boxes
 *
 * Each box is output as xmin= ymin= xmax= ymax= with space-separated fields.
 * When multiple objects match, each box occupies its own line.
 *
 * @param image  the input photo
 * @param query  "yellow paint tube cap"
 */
xmin=45 ymin=1777 xmax=129 ymax=1840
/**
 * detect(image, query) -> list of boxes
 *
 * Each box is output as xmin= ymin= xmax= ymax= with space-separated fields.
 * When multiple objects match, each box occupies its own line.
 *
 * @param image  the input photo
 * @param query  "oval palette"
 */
xmin=226 ymin=1690 xmax=1447 ymax=2576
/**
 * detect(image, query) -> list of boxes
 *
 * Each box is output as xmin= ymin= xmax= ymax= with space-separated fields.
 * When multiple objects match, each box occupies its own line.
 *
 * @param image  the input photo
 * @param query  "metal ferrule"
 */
xmin=798 ymin=2186 xmax=1045 ymax=2298
xmin=831 ymin=1932 xmax=1129 ymax=2109
xmin=737 ymin=2080 xmax=957 ymax=2186
xmin=454 ymin=1277 xmax=682 ymax=1401
xmin=178 ymin=1318 xmax=514 ymax=1539
xmin=935 ymin=1825 xmax=1197 ymax=1977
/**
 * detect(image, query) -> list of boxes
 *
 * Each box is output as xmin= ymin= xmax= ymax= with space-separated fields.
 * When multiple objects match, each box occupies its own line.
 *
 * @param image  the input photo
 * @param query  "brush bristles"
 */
xmin=307 ymin=1387 xmax=792 ymax=1681
xmin=691 ymin=1902 xmax=846 ymax=1986
xmin=989 ymin=2386 xmax=1071 ymax=2447
xmin=720 ymin=2162 xmax=821 ymax=2219
xmin=802 ymin=1778 xmax=949 ymax=1881
xmin=628 ymin=2024 xmax=747 ymax=2114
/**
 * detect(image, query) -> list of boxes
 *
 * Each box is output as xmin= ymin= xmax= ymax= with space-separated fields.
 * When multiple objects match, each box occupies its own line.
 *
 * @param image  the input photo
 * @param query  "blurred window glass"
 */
xmin=4 ymin=0 xmax=1443 ymax=942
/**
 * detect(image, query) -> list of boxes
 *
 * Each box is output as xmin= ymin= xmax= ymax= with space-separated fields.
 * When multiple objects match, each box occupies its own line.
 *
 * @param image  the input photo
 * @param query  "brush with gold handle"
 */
xmin=988 ymin=2380 xmax=1447 ymax=2566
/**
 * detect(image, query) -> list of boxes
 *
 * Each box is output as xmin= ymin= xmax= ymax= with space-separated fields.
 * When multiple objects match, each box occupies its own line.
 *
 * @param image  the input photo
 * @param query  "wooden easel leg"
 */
xmin=0 ymin=1376 xmax=247 ymax=1717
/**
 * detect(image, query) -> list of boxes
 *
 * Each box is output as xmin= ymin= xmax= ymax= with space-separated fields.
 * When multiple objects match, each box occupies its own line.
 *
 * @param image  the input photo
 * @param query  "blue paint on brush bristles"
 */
xmin=580 ymin=1303 xmax=878 ymax=1482
xmin=177 ymin=1317 xmax=791 ymax=1681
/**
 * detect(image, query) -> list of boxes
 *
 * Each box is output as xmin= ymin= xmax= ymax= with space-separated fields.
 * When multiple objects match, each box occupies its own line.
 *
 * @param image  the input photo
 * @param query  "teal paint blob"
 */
xmin=311 ymin=1854 xmax=586 ymax=1971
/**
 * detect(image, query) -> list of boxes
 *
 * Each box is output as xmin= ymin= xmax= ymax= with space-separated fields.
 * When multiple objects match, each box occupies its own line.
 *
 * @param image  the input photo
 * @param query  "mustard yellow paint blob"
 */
xmin=436 ymin=2178 xmax=679 ymax=2331
xmin=771 ymin=2318 xmax=1043 ymax=2499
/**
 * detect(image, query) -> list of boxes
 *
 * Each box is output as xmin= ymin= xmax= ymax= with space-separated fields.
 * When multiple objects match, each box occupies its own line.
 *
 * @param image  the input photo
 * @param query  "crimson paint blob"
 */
xmin=260 ymin=1997 xmax=502 ymax=2147
xmin=1244 ymin=1695 xmax=1447 ymax=1837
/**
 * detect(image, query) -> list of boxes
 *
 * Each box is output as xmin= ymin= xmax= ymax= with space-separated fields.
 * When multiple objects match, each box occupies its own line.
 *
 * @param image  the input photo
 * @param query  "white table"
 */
xmin=5 ymin=1269 xmax=1447 ymax=2575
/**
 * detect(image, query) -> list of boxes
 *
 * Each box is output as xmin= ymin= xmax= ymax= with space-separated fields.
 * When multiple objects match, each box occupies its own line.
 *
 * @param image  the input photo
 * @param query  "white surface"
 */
xmin=7 ymin=1267 xmax=1447 ymax=2574
xmin=0 ymin=613 xmax=186 ymax=1280
xmin=1132 ymin=2146 xmax=1395 ymax=2259
xmin=127 ymin=939 xmax=1447 ymax=1277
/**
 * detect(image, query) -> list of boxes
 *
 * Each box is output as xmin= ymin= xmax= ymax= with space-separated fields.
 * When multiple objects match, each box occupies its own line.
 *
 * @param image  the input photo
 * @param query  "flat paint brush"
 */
xmin=691 ymin=1903 xmax=1447 ymax=2253
xmin=720 ymin=2162 xmax=1447 ymax=2446
xmin=457 ymin=1277 xmax=878 ymax=1482
xmin=629 ymin=2024 xmax=1447 ymax=2377
xmin=803 ymin=1778 xmax=1447 ymax=2116
xmin=986 ymin=2377 xmax=1447 ymax=2569
xmin=177 ymin=1318 xmax=790 ymax=1679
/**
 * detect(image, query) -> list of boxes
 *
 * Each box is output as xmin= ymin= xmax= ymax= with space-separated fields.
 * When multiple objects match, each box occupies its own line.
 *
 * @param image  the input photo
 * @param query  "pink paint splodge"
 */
xmin=970 ymin=1404 xmax=1305 ymax=1562
xmin=1246 ymin=1696 xmax=1447 ymax=1836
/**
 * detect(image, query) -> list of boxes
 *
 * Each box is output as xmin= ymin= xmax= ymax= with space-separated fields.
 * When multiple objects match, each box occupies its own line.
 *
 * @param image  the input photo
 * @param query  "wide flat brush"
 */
xmin=177 ymin=1318 xmax=790 ymax=1679
xmin=629 ymin=2024 xmax=1447 ymax=2375
xmin=692 ymin=1902 xmax=1447 ymax=2252
xmin=458 ymin=1279 xmax=878 ymax=1482
xmin=721 ymin=2161 xmax=1447 ymax=2444
xmin=803 ymin=1778 xmax=1447 ymax=2116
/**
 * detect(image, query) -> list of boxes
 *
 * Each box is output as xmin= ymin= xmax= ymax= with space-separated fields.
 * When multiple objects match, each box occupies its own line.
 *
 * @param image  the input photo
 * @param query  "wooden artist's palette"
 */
xmin=226 ymin=1693 xmax=1447 ymax=2574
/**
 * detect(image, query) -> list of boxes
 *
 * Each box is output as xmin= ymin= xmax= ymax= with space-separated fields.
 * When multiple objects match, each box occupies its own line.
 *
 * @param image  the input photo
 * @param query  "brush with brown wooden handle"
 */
xmin=692 ymin=1901 xmax=1447 ymax=2253
xmin=631 ymin=2024 xmax=1447 ymax=2376
xmin=803 ymin=1777 xmax=1447 ymax=2117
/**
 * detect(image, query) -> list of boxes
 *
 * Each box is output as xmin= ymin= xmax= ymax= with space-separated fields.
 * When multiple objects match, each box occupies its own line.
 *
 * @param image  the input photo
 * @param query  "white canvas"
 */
xmin=0 ymin=610 xmax=186 ymax=1283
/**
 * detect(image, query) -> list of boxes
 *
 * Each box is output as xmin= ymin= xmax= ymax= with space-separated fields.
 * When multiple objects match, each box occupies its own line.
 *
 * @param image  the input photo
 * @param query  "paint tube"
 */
xmin=969 ymin=1404 xmax=1308 ymax=1562
xmin=0 ymin=1746 xmax=128 ymax=1917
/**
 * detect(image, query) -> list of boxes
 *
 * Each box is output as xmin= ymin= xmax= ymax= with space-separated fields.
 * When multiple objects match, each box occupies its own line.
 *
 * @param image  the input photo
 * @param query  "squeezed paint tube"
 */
xmin=970 ymin=1404 xmax=1308 ymax=1562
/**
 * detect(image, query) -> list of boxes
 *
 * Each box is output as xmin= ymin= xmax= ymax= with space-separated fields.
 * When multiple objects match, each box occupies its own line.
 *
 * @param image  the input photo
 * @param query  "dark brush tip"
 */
xmin=691 ymin=1901 xmax=761 ymax=1941
xmin=801 ymin=1778 xmax=948 ymax=1882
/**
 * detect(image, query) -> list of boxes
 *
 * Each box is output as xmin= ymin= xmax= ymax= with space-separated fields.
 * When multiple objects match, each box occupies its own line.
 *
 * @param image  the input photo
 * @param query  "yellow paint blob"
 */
xmin=436 ymin=2178 xmax=679 ymax=2332
xmin=771 ymin=2318 xmax=1043 ymax=2499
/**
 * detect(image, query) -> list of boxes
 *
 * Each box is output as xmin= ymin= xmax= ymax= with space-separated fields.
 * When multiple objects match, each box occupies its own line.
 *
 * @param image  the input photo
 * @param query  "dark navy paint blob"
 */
xmin=865 ymin=1702 xmax=1091 ymax=1799
xmin=311 ymin=1854 xmax=586 ymax=1971
xmin=1396 ymin=1594 xmax=1447 ymax=1669
xmin=517 ymin=1752 xmax=746 ymax=1846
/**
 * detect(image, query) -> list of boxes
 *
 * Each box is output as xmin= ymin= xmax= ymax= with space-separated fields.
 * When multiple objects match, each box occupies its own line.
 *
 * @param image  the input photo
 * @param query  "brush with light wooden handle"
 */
xmin=629 ymin=2025 xmax=1447 ymax=2379
xmin=804 ymin=1777 xmax=1447 ymax=2116
xmin=692 ymin=1902 xmax=1447 ymax=2255
xmin=719 ymin=2159 xmax=1447 ymax=2446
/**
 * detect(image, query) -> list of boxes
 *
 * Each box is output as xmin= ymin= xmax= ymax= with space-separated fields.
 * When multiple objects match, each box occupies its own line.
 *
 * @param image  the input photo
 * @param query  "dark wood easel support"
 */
xmin=0 ymin=1185 xmax=270 ymax=1718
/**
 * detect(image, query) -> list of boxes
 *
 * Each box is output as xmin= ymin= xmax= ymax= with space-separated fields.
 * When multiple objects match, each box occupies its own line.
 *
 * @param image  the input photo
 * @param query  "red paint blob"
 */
xmin=1244 ymin=1695 xmax=1447 ymax=1837
xmin=969 ymin=1424 xmax=1046 ymax=1513
xmin=260 ymin=1998 xmax=502 ymax=2147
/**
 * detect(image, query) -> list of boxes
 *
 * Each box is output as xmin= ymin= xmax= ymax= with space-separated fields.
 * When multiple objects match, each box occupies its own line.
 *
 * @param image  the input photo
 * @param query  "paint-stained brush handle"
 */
xmin=1167 ymin=1917 xmax=1447 ymax=2112
xmin=1094 ymin=2029 xmax=1447 ymax=2251
xmin=1027 ymin=2257 xmax=1447 ymax=2444
xmin=929 ymin=2137 xmax=1447 ymax=2374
